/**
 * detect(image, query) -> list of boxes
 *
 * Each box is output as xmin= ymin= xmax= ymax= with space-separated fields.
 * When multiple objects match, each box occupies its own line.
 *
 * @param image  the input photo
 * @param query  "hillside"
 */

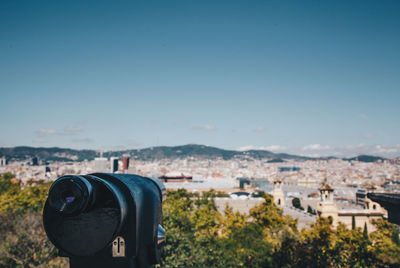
xmin=0 ymin=146 xmax=96 ymax=162
xmin=346 ymin=155 xmax=386 ymax=163
xmin=0 ymin=144 xmax=387 ymax=163
xmin=0 ymin=144 xmax=310 ymax=162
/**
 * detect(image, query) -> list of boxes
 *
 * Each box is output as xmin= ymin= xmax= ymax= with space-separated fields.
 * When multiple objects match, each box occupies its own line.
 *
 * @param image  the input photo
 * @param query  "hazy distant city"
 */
xmin=1 ymin=144 xmax=399 ymax=230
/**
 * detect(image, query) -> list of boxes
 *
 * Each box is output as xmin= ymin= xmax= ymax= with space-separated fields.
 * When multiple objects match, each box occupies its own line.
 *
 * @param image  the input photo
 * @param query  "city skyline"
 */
xmin=1 ymin=1 xmax=399 ymax=157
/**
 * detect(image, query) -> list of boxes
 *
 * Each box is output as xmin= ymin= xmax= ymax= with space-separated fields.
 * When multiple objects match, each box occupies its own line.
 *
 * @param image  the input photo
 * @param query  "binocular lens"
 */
xmin=48 ymin=176 xmax=92 ymax=215
xmin=64 ymin=196 xmax=75 ymax=203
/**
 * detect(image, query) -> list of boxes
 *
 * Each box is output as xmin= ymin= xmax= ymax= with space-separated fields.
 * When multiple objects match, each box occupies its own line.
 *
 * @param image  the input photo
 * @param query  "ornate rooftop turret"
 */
xmin=271 ymin=178 xmax=285 ymax=207
xmin=317 ymin=180 xmax=338 ymax=226
xmin=319 ymin=181 xmax=334 ymax=203
xmin=273 ymin=178 xmax=282 ymax=188
xmin=318 ymin=184 xmax=334 ymax=192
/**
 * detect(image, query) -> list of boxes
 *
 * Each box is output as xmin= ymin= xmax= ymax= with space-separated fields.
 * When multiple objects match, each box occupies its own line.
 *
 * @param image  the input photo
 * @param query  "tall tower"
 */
xmin=316 ymin=182 xmax=338 ymax=226
xmin=271 ymin=178 xmax=285 ymax=207
xmin=0 ymin=157 xmax=6 ymax=167
xmin=122 ymin=155 xmax=130 ymax=173
xmin=110 ymin=157 xmax=119 ymax=173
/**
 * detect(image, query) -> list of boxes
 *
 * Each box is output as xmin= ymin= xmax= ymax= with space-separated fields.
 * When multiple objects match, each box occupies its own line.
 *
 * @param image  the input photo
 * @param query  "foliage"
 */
xmin=307 ymin=205 xmax=316 ymax=215
xmin=200 ymin=189 xmax=230 ymax=198
xmin=161 ymin=189 xmax=276 ymax=268
xmin=0 ymin=180 xmax=51 ymax=214
xmin=0 ymin=173 xmax=399 ymax=267
xmin=292 ymin=197 xmax=304 ymax=210
xmin=0 ymin=173 xmax=67 ymax=268
xmin=369 ymin=219 xmax=400 ymax=266
xmin=251 ymin=191 xmax=265 ymax=198
xmin=0 ymin=213 xmax=67 ymax=268
xmin=0 ymin=172 xmax=20 ymax=195
xmin=161 ymin=190 xmax=400 ymax=267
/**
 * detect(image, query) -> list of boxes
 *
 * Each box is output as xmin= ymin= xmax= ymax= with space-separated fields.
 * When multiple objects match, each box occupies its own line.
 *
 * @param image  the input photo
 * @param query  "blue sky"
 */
xmin=1 ymin=0 xmax=399 ymax=157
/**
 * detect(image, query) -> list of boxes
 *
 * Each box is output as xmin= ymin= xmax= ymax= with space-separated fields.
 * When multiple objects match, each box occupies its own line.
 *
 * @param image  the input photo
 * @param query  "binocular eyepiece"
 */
xmin=48 ymin=176 xmax=96 ymax=215
xmin=43 ymin=173 xmax=166 ymax=268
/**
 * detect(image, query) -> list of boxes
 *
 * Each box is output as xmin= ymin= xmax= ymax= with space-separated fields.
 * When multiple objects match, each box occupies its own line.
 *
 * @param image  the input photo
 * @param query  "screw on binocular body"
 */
xmin=43 ymin=173 xmax=166 ymax=268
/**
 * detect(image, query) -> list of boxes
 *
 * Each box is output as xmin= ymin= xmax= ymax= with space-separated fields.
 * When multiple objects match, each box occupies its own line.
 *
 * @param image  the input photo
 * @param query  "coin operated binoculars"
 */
xmin=43 ymin=173 xmax=166 ymax=268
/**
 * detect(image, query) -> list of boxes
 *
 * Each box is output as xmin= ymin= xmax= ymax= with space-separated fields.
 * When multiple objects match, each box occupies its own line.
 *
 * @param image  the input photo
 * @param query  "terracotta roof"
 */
xmin=274 ymin=178 xmax=282 ymax=183
xmin=319 ymin=184 xmax=334 ymax=191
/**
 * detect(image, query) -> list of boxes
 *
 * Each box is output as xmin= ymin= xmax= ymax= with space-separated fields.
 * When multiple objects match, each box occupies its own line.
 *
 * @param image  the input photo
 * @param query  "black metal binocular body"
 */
xmin=43 ymin=173 xmax=166 ymax=268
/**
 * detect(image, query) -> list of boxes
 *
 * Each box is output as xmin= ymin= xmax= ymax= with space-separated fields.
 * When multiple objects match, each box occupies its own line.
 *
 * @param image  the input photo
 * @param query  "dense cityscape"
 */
xmin=1 ymin=146 xmax=399 ymax=232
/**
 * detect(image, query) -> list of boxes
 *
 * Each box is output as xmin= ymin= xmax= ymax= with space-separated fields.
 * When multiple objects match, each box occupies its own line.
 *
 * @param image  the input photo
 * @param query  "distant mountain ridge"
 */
xmin=0 ymin=146 xmax=96 ymax=162
xmin=345 ymin=155 xmax=386 ymax=163
xmin=110 ymin=144 xmax=314 ymax=161
xmin=0 ymin=144 xmax=388 ymax=163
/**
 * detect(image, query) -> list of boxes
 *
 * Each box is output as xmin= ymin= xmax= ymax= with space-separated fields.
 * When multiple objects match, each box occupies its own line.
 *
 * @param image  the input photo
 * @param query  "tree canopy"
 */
xmin=0 ymin=173 xmax=399 ymax=267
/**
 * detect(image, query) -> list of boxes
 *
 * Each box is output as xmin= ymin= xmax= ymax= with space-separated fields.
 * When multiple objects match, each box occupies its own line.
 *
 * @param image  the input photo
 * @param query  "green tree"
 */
xmin=161 ymin=190 xmax=279 ymax=267
xmin=363 ymin=222 xmax=368 ymax=239
xmin=330 ymin=223 xmax=373 ymax=267
xmin=292 ymin=197 xmax=303 ymax=210
xmin=392 ymin=225 xmax=400 ymax=246
xmin=369 ymin=219 xmax=400 ymax=266
xmin=299 ymin=217 xmax=334 ymax=267
xmin=0 ymin=213 xmax=67 ymax=268
xmin=0 ymin=180 xmax=51 ymax=214
xmin=250 ymin=193 xmax=296 ymax=230
xmin=274 ymin=230 xmax=300 ymax=268
xmin=0 ymin=174 xmax=66 ymax=268
xmin=0 ymin=173 xmax=19 ymax=195
xmin=223 ymin=222 xmax=273 ymax=268
xmin=307 ymin=205 xmax=315 ymax=215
